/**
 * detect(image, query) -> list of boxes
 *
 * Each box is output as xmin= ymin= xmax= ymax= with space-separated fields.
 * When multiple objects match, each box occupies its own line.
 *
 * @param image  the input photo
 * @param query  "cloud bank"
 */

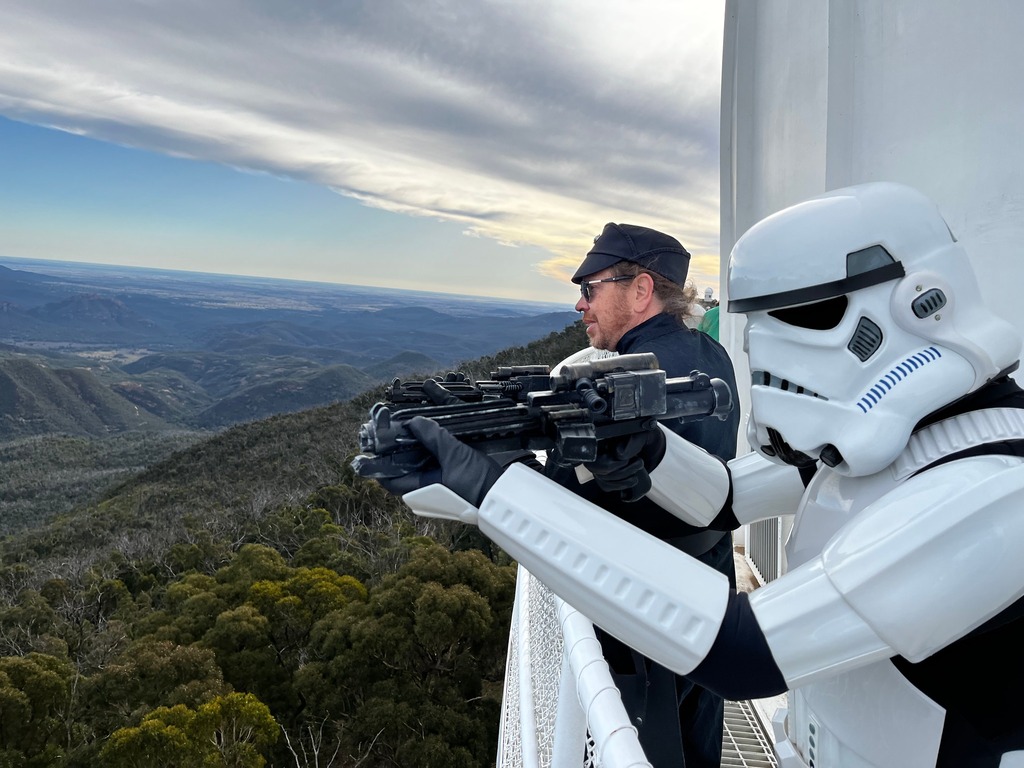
xmin=0 ymin=0 xmax=726 ymax=292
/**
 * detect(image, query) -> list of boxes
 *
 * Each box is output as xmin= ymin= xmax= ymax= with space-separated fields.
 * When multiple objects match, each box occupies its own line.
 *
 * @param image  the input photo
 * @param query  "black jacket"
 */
xmin=546 ymin=313 xmax=741 ymax=546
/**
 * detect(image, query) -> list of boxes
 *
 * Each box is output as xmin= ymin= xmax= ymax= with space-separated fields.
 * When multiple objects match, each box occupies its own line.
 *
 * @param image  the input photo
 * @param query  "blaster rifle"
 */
xmin=352 ymin=352 xmax=733 ymax=479
xmin=384 ymin=364 xmax=551 ymax=404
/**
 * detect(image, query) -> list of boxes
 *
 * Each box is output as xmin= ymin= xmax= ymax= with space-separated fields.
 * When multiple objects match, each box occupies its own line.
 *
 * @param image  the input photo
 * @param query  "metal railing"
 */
xmin=497 ymin=566 xmax=649 ymax=768
xmin=744 ymin=517 xmax=786 ymax=585
xmin=497 ymin=565 xmax=779 ymax=767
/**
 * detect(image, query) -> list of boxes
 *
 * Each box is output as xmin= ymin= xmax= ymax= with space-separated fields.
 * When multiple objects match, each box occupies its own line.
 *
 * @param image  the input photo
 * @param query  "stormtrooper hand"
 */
xmin=376 ymin=416 xmax=502 ymax=507
xmin=585 ymin=424 xmax=666 ymax=502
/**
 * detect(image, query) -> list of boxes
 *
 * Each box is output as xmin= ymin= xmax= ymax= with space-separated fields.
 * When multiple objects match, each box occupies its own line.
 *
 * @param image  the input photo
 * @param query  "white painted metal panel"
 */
xmin=721 ymin=0 xmax=1024 ymax=445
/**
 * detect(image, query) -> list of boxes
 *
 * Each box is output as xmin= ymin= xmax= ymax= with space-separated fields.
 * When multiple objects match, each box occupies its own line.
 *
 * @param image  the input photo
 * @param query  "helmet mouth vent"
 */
xmin=752 ymin=370 xmax=827 ymax=400
xmin=763 ymin=427 xmax=817 ymax=467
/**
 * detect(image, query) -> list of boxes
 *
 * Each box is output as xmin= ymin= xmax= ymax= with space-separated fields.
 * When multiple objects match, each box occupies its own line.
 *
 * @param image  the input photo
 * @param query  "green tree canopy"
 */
xmin=0 ymin=652 xmax=76 ymax=766
xmin=299 ymin=540 xmax=515 ymax=766
xmin=100 ymin=693 xmax=277 ymax=768
xmin=83 ymin=638 xmax=229 ymax=737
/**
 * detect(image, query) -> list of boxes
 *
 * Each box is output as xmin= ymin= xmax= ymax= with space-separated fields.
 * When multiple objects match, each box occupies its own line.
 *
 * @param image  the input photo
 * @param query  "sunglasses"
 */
xmin=579 ymin=274 xmax=636 ymax=302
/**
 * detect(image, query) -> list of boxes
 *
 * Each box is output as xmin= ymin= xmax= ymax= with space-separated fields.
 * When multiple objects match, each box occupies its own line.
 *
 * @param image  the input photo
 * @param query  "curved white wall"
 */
xmin=720 ymin=0 xmax=1024 ymax=445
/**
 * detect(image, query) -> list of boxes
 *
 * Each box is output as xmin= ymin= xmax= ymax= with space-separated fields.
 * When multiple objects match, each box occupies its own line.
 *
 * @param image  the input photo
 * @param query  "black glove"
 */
xmin=376 ymin=416 xmax=502 ymax=507
xmin=491 ymin=449 xmax=545 ymax=473
xmin=585 ymin=424 xmax=666 ymax=502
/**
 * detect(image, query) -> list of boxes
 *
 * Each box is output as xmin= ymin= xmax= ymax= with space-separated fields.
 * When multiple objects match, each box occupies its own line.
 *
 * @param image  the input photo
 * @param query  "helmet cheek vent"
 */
xmin=848 ymin=317 xmax=883 ymax=361
xmin=911 ymin=288 xmax=947 ymax=318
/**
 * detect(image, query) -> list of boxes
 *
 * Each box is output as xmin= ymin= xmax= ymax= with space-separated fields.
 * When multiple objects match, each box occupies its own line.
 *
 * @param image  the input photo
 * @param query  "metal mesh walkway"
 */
xmin=723 ymin=699 xmax=779 ymax=767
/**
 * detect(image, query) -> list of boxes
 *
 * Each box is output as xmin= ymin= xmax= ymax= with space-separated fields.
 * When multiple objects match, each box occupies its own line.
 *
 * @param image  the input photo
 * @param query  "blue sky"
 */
xmin=0 ymin=1 xmax=725 ymax=306
xmin=0 ymin=116 xmax=561 ymax=302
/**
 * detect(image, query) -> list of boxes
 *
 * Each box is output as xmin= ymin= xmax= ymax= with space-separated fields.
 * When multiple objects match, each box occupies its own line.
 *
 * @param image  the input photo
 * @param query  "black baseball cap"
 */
xmin=571 ymin=223 xmax=691 ymax=285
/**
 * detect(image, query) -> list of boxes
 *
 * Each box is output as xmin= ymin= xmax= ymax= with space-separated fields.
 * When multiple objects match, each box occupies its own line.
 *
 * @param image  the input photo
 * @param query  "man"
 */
xmin=544 ymin=223 xmax=740 ymax=767
xmin=697 ymin=304 xmax=719 ymax=341
xmin=565 ymin=223 xmax=738 ymax=473
xmin=370 ymin=183 xmax=1024 ymax=766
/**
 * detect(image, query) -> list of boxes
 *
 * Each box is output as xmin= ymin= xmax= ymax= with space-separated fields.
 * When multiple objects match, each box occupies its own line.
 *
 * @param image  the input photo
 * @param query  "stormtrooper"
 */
xmin=361 ymin=183 xmax=1024 ymax=767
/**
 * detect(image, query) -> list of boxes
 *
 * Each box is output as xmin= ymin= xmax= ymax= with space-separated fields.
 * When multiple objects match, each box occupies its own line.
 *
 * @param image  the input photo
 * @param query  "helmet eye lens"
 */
xmin=769 ymin=295 xmax=848 ymax=330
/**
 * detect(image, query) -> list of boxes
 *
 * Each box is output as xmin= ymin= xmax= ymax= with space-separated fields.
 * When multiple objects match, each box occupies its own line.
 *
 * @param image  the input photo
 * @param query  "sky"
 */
xmin=0 ymin=1 xmax=726 ymax=306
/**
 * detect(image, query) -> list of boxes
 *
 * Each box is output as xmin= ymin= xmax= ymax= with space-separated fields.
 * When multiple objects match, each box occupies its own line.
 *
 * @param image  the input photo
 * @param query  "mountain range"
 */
xmin=0 ymin=257 xmax=579 ymax=436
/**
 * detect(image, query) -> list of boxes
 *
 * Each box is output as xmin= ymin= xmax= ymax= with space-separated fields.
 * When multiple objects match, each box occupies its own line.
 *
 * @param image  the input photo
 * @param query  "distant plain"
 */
xmin=0 ymin=255 xmax=578 ymax=434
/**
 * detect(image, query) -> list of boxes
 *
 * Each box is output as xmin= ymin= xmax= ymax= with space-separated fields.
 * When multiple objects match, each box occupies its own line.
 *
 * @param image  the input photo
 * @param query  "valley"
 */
xmin=0 ymin=256 xmax=581 ymax=534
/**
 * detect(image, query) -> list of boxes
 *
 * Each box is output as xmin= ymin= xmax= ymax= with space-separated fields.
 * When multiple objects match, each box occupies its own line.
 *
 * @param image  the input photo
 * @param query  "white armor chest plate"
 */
xmin=776 ymin=408 xmax=1024 ymax=767
xmin=786 ymin=468 xmax=894 ymax=571
xmin=781 ymin=466 xmax=947 ymax=767
xmin=789 ymin=407 xmax=1024 ymax=570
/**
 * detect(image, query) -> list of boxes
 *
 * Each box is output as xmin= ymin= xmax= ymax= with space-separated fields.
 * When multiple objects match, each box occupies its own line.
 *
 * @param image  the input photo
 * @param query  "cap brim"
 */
xmin=571 ymin=253 xmax=622 ymax=283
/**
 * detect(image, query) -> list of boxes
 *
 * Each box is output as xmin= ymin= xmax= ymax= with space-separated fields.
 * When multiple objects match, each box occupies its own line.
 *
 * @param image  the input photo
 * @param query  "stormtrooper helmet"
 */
xmin=728 ymin=182 xmax=1021 ymax=476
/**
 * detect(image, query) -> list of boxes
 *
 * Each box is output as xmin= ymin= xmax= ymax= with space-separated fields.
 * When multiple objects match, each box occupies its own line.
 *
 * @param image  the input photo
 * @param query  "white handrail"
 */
xmin=497 ymin=565 xmax=650 ymax=768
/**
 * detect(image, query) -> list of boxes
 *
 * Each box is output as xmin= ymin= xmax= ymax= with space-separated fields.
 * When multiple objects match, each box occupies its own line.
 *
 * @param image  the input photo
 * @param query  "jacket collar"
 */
xmin=615 ymin=313 xmax=684 ymax=354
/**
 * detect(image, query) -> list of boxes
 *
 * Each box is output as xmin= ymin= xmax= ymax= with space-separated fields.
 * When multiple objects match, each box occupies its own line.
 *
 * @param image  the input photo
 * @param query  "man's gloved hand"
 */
xmin=491 ymin=448 xmax=545 ymax=473
xmin=585 ymin=424 xmax=666 ymax=502
xmin=376 ymin=416 xmax=502 ymax=507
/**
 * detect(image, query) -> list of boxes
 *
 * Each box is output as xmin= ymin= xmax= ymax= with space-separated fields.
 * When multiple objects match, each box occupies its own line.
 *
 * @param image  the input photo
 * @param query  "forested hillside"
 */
xmin=0 ymin=430 xmax=207 ymax=535
xmin=0 ymin=322 xmax=588 ymax=767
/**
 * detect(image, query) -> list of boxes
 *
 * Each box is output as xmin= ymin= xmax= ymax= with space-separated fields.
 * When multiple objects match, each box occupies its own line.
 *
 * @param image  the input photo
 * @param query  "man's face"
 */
xmin=575 ymin=267 xmax=635 ymax=350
